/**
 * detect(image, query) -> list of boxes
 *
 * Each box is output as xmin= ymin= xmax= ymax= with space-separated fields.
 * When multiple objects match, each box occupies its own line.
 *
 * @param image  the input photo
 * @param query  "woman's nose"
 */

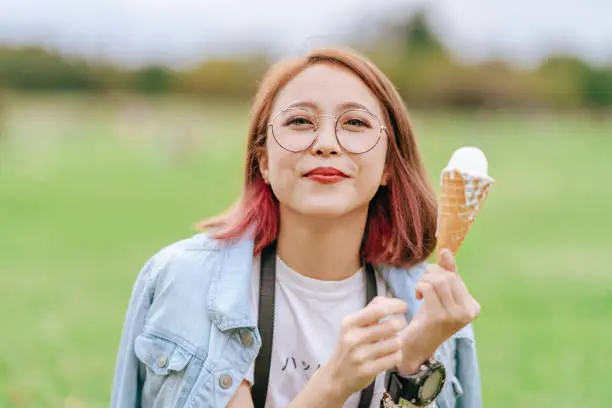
xmin=310 ymin=117 xmax=341 ymax=156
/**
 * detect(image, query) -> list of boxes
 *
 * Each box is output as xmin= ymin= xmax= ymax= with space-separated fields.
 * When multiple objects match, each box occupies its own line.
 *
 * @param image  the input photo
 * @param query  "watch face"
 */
xmin=421 ymin=370 xmax=444 ymax=400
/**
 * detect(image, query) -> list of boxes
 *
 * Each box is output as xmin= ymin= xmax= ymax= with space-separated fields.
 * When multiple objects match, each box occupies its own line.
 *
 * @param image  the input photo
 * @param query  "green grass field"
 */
xmin=1 ymin=94 xmax=610 ymax=407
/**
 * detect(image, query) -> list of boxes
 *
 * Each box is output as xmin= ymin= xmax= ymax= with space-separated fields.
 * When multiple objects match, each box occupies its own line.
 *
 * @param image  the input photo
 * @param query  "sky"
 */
xmin=0 ymin=0 xmax=611 ymax=68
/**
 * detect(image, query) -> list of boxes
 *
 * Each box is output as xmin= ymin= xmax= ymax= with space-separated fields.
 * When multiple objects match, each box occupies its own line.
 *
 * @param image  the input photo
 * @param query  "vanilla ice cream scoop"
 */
xmin=445 ymin=146 xmax=490 ymax=178
xmin=437 ymin=146 xmax=495 ymax=255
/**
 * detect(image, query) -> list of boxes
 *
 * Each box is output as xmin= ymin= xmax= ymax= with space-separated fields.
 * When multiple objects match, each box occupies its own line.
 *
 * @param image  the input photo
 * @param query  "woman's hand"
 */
xmin=398 ymin=248 xmax=481 ymax=375
xmin=316 ymin=296 xmax=408 ymax=402
xmin=227 ymin=380 xmax=255 ymax=408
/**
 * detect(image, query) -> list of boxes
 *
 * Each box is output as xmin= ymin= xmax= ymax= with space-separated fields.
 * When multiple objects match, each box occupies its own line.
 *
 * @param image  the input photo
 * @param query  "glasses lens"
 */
xmin=336 ymin=109 xmax=382 ymax=153
xmin=270 ymin=108 xmax=318 ymax=152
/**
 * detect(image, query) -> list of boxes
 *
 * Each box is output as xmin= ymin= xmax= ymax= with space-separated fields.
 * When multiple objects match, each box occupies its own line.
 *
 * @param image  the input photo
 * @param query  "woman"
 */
xmin=111 ymin=47 xmax=482 ymax=408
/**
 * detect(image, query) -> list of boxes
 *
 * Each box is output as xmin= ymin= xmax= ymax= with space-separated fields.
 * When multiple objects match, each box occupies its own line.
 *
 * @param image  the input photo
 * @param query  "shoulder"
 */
xmin=133 ymin=233 xmax=236 ymax=346
xmin=138 ymin=232 xmax=226 ymax=286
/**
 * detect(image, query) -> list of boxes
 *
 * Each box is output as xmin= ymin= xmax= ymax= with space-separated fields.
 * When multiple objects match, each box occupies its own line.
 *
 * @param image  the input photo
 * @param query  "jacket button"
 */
xmin=157 ymin=355 xmax=168 ymax=368
xmin=240 ymin=331 xmax=254 ymax=347
xmin=219 ymin=374 xmax=233 ymax=389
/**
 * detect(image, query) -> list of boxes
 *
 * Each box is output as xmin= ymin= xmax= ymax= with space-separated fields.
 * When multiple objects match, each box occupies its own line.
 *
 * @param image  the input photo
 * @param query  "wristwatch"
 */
xmin=383 ymin=359 xmax=446 ymax=407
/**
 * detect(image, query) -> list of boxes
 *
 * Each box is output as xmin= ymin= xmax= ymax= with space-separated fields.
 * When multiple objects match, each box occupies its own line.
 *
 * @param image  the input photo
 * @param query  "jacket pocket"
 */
xmin=135 ymin=333 xmax=193 ymax=375
xmin=435 ymin=324 xmax=481 ymax=408
xmin=435 ymin=336 xmax=463 ymax=408
xmin=134 ymin=333 xmax=196 ymax=407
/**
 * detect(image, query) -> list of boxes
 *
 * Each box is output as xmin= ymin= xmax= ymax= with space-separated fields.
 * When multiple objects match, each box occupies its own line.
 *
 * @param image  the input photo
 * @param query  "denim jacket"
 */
xmin=110 ymin=232 xmax=481 ymax=408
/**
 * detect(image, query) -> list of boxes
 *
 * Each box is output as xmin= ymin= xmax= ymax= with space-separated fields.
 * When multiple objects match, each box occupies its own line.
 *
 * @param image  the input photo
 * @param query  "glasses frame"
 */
xmin=267 ymin=106 xmax=387 ymax=154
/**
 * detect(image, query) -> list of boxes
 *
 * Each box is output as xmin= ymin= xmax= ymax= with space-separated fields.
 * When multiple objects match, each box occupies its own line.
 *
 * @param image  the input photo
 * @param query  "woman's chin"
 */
xmin=292 ymin=199 xmax=358 ymax=219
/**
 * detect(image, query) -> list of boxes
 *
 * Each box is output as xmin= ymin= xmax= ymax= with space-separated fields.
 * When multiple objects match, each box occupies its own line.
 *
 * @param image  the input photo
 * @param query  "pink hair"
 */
xmin=203 ymin=178 xmax=279 ymax=254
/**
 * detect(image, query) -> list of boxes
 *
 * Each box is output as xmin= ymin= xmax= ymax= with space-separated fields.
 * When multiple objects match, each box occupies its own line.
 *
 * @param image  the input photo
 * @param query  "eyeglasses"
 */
xmin=267 ymin=107 xmax=386 ymax=154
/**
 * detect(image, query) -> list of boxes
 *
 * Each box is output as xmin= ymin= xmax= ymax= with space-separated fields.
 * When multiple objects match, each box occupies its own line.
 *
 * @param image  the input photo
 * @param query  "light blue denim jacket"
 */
xmin=111 ymin=232 xmax=481 ymax=408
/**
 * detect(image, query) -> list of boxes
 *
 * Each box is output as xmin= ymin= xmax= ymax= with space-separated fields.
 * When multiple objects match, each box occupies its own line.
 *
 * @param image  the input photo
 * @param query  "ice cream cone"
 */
xmin=436 ymin=169 xmax=494 ymax=256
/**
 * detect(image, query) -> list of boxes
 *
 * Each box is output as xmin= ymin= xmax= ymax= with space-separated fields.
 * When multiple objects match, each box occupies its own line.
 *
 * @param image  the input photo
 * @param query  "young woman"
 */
xmin=111 ymin=47 xmax=482 ymax=408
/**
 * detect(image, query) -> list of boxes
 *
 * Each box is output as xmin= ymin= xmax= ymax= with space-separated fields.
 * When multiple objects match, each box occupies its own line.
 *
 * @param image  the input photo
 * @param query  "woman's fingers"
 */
xmin=415 ymin=280 xmax=445 ymax=316
xmin=453 ymin=276 xmax=481 ymax=320
xmin=357 ymin=336 xmax=402 ymax=362
xmin=346 ymin=297 xmax=407 ymax=328
xmin=420 ymin=263 xmax=481 ymax=326
xmin=361 ymin=349 xmax=403 ymax=378
xmin=358 ymin=316 xmax=406 ymax=343
xmin=437 ymin=248 xmax=457 ymax=273
xmin=415 ymin=280 xmax=428 ymax=301
xmin=420 ymin=269 xmax=460 ymax=311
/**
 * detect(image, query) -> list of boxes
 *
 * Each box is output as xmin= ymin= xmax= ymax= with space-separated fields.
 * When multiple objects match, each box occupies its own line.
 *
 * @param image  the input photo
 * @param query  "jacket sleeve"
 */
xmin=110 ymin=257 xmax=158 ymax=408
xmin=455 ymin=324 xmax=482 ymax=408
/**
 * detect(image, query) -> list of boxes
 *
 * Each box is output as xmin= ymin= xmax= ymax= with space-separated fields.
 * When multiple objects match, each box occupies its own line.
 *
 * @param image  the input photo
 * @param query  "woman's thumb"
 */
xmin=437 ymin=248 xmax=457 ymax=272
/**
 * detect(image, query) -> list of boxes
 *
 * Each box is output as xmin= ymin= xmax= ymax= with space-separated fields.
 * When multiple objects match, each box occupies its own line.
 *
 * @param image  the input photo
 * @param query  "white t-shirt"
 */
xmin=245 ymin=255 xmax=389 ymax=408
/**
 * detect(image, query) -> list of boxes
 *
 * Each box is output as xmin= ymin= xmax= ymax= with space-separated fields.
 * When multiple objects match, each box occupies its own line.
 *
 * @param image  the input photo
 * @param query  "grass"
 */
xmin=0 ymin=94 xmax=610 ymax=407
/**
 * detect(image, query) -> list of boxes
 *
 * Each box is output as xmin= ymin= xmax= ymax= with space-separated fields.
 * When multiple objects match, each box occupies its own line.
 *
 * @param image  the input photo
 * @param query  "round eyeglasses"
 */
xmin=268 ymin=107 xmax=386 ymax=154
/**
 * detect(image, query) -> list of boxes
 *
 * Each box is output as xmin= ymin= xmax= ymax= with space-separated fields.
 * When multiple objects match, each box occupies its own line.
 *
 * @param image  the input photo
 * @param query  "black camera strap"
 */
xmin=252 ymin=242 xmax=378 ymax=408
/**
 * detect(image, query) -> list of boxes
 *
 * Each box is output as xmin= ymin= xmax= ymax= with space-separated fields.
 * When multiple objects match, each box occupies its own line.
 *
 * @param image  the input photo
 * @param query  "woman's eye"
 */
xmin=287 ymin=117 xmax=314 ymax=126
xmin=345 ymin=118 xmax=369 ymax=128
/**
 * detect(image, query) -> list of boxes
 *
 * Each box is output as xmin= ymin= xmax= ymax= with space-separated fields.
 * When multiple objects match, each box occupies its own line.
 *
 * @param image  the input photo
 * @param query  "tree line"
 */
xmin=1 ymin=12 xmax=611 ymax=109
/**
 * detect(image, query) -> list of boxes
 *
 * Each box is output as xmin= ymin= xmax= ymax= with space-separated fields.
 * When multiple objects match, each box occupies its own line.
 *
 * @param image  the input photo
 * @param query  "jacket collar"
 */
xmin=383 ymin=263 xmax=427 ymax=321
xmin=206 ymin=232 xmax=258 ymax=332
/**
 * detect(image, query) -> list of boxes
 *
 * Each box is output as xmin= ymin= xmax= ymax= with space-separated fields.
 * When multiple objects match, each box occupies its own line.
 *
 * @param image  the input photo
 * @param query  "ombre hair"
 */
xmin=198 ymin=47 xmax=437 ymax=267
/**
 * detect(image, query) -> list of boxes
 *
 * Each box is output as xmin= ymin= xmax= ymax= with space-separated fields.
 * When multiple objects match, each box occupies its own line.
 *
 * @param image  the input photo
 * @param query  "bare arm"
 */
xmin=227 ymin=375 xmax=345 ymax=408
xmin=285 ymin=366 xmax=347 ymax=408
xmin=226 ymin=381 xmax=255 ymax=408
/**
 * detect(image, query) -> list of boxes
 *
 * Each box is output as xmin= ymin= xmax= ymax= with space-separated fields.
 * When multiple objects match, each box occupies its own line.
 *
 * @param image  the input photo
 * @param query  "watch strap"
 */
xmin=384 ymin=359 xmax=446 ymax=407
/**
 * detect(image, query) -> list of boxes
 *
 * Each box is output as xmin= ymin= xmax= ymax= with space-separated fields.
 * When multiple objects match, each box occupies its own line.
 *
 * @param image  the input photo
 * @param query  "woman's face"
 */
xmin=261 ymin=63 xmax=389 ymax=219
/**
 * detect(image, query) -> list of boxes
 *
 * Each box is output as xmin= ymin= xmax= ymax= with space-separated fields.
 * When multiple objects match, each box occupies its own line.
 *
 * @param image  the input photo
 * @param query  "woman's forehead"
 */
xmin=272 ymin=64 xmax=382 ymax=117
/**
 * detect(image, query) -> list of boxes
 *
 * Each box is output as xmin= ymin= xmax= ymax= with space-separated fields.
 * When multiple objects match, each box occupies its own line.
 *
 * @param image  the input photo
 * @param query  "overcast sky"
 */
xmin=0 ymin=0 xmax=610 ymax=68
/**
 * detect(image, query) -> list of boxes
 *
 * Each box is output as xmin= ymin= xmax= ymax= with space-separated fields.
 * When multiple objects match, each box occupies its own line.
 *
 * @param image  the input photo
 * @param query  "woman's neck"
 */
xmin=276 ymin=206 xmax=368 ymax=281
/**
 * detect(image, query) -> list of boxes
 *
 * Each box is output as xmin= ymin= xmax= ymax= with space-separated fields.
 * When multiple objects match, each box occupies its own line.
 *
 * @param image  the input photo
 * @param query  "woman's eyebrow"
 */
xmin=284 ymin=100 xmax=372 ymax=112
xmin=337 ymin=101 xmax=370 ymax=112
xmin=285 ymin=100 xmax=318 ymax=110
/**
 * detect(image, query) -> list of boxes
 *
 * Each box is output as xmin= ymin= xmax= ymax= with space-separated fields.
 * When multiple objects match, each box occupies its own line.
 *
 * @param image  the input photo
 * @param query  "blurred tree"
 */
xmin=91 ymin=65 xmax=132 ymax=92
xmin=132 ymin=66 xmax=176 ymax=93
xmin=0 ymin=89 xmax=5 ymax=145
xmin=538 ymin=56 xmax=612 ymax=109
xmin=176 ymin=55 xmax=268 ymax=97
xmin=402 ymin=9 xmax=446 ymax=56
xmin=364 ymin=9 xmax=453 ymax=107
xmin=582 ymin=69 xmax=612 ymax=109
xmin=0 ymin=31 xmax=609 ymax=111
xmin=427 ymin=63 xmax=512 ymax=109
xmin=0 ymin=46 xmax=103 ymax=91
xmin=536 ymin=56 xmax=590 ymax=109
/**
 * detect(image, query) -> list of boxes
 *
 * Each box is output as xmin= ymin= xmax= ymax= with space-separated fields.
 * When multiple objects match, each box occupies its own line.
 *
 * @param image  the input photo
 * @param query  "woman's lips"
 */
xmin=305 ymin=174 xmax=347 ymax=184
xmin=303 ymin=167 xmax=349 ymax=184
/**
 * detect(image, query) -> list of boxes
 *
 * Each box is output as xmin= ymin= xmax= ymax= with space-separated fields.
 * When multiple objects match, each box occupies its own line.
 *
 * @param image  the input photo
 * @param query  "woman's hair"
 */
xmin=198 ymin=47 xmax=438 ymax=267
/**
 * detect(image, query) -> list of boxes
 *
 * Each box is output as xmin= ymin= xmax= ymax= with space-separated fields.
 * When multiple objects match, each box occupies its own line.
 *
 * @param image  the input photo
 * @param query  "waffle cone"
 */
xmin=436 ymin=169 xmax=494 ymax=256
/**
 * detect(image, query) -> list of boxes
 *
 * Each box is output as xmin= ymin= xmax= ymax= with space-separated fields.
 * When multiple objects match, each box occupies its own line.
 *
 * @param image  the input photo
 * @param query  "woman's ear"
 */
xmin=258 ymin=154 xmax=270 ymax=184
xmin=380 ymin=168 xmax=389 ymax=186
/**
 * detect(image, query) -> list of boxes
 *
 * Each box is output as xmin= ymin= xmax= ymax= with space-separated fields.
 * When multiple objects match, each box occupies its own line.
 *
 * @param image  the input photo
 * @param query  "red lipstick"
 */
xmin=304 ymin=167 xmax=349 ymax=184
